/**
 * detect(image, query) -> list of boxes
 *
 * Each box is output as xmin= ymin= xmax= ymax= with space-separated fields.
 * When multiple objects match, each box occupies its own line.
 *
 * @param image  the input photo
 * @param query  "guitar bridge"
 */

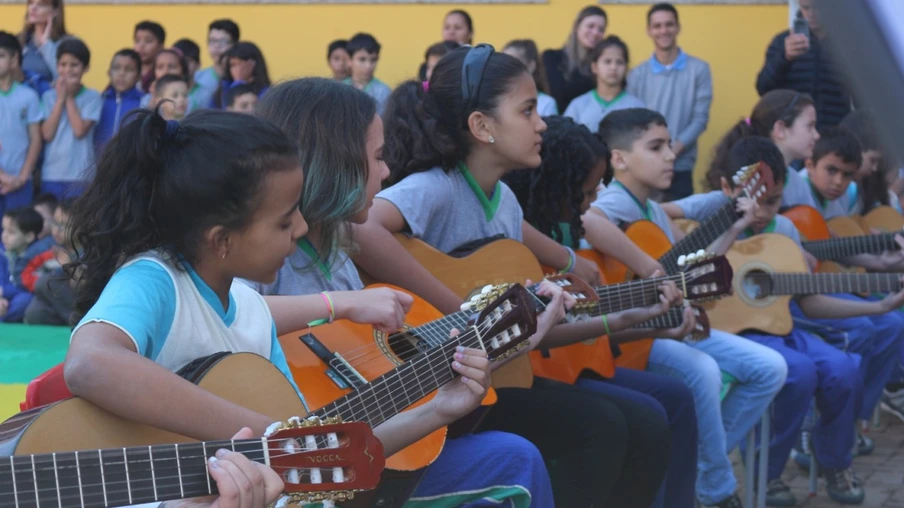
xmin=299 ymin=333 xmax=368 ymax=390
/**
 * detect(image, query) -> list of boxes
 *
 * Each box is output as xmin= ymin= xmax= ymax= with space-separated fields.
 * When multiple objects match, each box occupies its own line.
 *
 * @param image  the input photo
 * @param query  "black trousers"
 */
xmin=477 ymin=377 xmax=671 ymax=508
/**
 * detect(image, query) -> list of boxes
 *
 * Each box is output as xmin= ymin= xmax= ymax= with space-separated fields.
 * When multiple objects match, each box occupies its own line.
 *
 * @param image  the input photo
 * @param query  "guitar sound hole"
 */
xmin=388 ymin=330 xmax=428 ymax=362
xmin=740 ymin=269 xmax=772 ymax=300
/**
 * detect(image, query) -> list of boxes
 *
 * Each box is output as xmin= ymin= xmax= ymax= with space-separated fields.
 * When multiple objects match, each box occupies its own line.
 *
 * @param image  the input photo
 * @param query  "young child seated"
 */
xmin=151 ymin=74 xmax=189 ymax=120
xmin=1 ymin=207 xmax=44 ymax=321
xmin=225 ymin=82 xmax=258 ymax=114
xmin=344 ymin=32 xmax=391 ymax=115
xmin=24 ymin=198 xmax=76 ymax=325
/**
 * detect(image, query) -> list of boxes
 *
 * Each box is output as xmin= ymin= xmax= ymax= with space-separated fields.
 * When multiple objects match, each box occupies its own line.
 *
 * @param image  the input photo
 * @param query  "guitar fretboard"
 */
xmin=632 ymin=307 xmax=686 ymax=330
xmin=0 ymin=439 xmax=265 ymax=508
xmin=660 ymin=201 xmax=738 ymax=273
xmin=593 ymin=275 xmax=684 ymax=316
xmin=758 ymin=272 xmax=903 ymax=296
xmin=802 ymin=233 xmax=899 ymax=262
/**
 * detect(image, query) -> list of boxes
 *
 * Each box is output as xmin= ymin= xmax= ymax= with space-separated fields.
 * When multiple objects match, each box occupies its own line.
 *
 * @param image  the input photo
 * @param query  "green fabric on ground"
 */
xmin=0 ymin=324 xmax=70 ymax=383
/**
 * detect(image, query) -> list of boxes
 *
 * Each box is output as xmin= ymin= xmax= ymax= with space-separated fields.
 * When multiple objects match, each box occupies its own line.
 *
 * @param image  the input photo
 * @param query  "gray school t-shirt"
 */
xmin=242 ymin=244 xmax=364 ymax=296
xmin=563 ymin=90 xmax=645 ymax=134
xmin=537 ymin=92 xmax=559 ymax=117
xmin=783 ymin=167 xmax=818 ymax=209
xmin=798 ymin=171 xmax=850 ymax=219
xmin=41 ymin=87 xmax=102 ymax=182
xmin=590 ymin=181 xmax=676 ymax=244
xmin=376 ymin=167 xmax=524 ymax=253
xmin=673 ymin=190 xmax=730 ymax=222
xmin=0 ymin=83 xmax=43 ymax=177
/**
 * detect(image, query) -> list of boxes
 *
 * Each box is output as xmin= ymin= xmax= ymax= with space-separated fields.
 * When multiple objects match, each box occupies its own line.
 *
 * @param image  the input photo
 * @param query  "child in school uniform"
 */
xmin=585 ymin=108 xmax=788 ymax=508
xmin=503 ymin=115 xmax=698 ymax=508
xmin=564 ymin=36 xmax=644 ymax=133
xmin=133 ymin=20 xmax=165 ymax=93
xmin=213 ymin=41 xmax=270 ymax=110
xmin=94 ymin=49 xmax=142 ymax=154
xmin=62 ymin=108 xmax=524 ymax=508
xmin=139 ymin=47 xmax=190 ymax=108
xmin=838 ymin=110 xmax=902 ymax=215
xmin=225 ymin=83 xmax=258 ymax=114
xmin=150 ymin=74 xmax=189 ymax=121
xmin=356 ymin=45 xmax=683 ymax=507
xmin=174 ymin=38 xmax=214 ymax=114
xmin=343 ymin=33 xmax=391 ymax=116
xmin=250 ymin=77 xmax=558 ymax=507
xmin=0 ymin=207 xmax=44 ymax=321
xmin=40 ymin=37 xmax=101 ymax=200
xmin=502 ymin=39 xmax=559 ymax=117
xmin=326 ymin=39 xmax=350 ymax=81
xmin=669 ymin=137 xmax=904 ymax=505
xmin=196 ymin=19 xmax=239 ymax=101
xmin=0 ymin=32 xmax=43 ymax=222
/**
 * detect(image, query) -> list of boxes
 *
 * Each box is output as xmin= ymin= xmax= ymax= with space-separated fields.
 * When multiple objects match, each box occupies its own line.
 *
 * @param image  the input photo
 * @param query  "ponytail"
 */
xmin=67 ymin=107 xmax=298 ymax=323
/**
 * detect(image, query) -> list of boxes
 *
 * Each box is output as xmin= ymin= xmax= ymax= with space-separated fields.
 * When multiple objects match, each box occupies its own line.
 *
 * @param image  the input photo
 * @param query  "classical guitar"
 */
xmin=0 ymin=353 xmax=384 ymax=507
xmin=580 ymin=164 xmax=773 ymax=370
xmin=530 ymin=255 xmax=731 ymax=384
xmin=859 ymin=205 xmax=904 ymax=232
xmin=703 ymin=233 xmax=904 ymax=335
xmin=279 ymin=282 xmax=541 ymax=508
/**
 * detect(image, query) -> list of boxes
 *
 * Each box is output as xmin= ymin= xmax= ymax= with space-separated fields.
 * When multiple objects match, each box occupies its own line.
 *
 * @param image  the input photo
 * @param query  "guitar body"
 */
xmin=703 ymin=234 xmax=808 ymax=335
xmin=368 ymin=234 xmax=542 ymax=389
xmin=2 ymin=353 xmax=307 ymax=456
xmin=861 ymin=205 xmax=904 ymax=232
xmin=784 ymin=205 xmax=866 ymax=274
xmin=278 ymin=287 xmax=497 ymax=474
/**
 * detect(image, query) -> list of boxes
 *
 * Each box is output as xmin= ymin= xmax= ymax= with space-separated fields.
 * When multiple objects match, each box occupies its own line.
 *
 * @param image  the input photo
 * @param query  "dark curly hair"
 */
xmin=382 ymin=45 xmax=529 ymax=186
xmin=504 ymin=116 xmax=609 ymax=248
xmin=66 ymin=107 xmax=299 ymax=324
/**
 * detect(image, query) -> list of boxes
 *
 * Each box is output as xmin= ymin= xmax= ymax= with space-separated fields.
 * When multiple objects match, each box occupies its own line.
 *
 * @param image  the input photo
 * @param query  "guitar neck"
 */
xmin=312 ymin=319 xmax=473 ymax=428
xmin=660 ymin=201 xmax=738 ymax=273
xmin=592 ymin=275 xmax=684 ymax=316
xmin=2 ymin=438 xmax=268 ymax=508
xmin=802 ymin=233 xmax=899 ymax=261
xmin=765 ymin=272 xmax=904 ymax=296
xmin=633 ymin=307 xmax=685 ymax=330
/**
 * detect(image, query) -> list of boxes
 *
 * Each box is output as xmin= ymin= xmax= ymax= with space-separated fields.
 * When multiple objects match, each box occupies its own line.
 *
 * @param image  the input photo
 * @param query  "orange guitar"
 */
xmin=280 ymin=282 xmax=541 ymax=507
xmin=531 ymin=256 xmax=732 ymax=384
xmin=0 ymin=353 xmax=384 ymax=507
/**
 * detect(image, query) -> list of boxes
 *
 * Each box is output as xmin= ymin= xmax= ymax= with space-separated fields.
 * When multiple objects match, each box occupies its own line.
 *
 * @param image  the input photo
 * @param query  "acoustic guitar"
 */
xmin=703 ymin=233 xmax=904 ymax=335
xmin=530 ymin=254 xmax=732 ymax=384
xmin=0 ymin=353 xmax=384 ymax=507
xmin=860 ymin=205 xmax=904 ymax=232
xmin=279 ymin=282 xmax=542 ymax=507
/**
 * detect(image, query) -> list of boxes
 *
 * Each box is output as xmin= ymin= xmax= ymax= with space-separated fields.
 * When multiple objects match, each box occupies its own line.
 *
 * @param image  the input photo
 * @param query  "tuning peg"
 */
xmin=481 ymin=285 xmax=493 ymax=294
xmin=696 ymin=249 xmax=705 ymax=259
xmin=460 ymin=301 xmax=472 ymax=312
xmin=677 ymin=254 xmax=687 ymax=267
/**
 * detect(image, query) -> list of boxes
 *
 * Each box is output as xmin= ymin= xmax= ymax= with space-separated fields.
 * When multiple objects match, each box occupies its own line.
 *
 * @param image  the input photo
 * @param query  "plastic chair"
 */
xmin=19 ymin=363 xmax=73 ymax=412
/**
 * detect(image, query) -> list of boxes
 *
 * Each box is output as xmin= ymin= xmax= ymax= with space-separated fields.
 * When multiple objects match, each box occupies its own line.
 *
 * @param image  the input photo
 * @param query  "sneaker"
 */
xmin=824 ymin=468 xmax=864 ymax=505
xmin=765 ymin=479 xmax=797 ymax=507
xmin=703 ymin=493 xmax=744 ymax=508
xmin=856 ymin=433 xmax=874 ymax=456
xmin=880 ymin=388 xmax=904 ymax=423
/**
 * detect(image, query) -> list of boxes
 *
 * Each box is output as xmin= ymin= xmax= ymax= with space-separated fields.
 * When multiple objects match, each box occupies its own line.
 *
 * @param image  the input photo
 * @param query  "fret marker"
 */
xmin=99 ymin=450 xmax=107 ymax=507
xmin=123 ymin=448 xmax=132 ymax=505
xmin=10 ymin=457 xmax=19 ymax=508
xmin=52 ymin=453 xmax=61 ymax=508
xmin=149 ymin=446 xmax=158 ymax=500
xmin=31 ymin=455 xmax=40 ymax=507
xmin=175 ymin=443 xmax=184 ymax=498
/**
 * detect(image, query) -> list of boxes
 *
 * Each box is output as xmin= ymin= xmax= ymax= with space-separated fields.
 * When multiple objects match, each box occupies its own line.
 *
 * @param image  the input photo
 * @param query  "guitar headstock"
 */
xmin=733 ymin=161 xmax=775 ymax=204
xmin=542 ymin=274 xmax=599 ymax=320
xmin=676 ymin=250 xmax=734 ymax=301
xmin=265 ymin=416 xmax=384 ymax=504
xmin=461 ymin=283 xmax=538 ymax=362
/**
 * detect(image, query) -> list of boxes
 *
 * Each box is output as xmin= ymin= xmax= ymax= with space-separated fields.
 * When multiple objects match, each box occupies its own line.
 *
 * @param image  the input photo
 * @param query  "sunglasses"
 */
xmin=460 ymin=44 xmax=495 ymax=127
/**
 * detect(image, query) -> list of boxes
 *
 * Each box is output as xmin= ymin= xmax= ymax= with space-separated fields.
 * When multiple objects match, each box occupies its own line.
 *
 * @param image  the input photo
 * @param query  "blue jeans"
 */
xmin=577 ymin=368 xmax=697 ymax=508
xmin=743 ymin=328 xmax=862 ymax=478
xmin=647 ymin=329 xmax=788 ymax=504
xmin=409 ymin=431 xmax=554 ymax=507
xmin=790 ymin=295 xmax=904 ymax=420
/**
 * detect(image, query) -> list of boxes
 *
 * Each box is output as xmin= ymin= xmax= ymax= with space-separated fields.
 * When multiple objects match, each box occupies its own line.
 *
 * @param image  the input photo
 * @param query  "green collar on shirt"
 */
xmin=612 ymin=180 xmax=653 ymax=221
xmin=458 ymin=162 xmax=502 ymax=222
xmin=0 ymin=81 xmax=17 ymax=96
xmin=296 ymin=237 xmax=332 ymax=281
xmin=743 ymin=217 xmax=777 ymax=239
xmin=807 ymin=179 xmax=829 ymax=210
xmin=592 ymin=90 xmax=626 ymax=108
xmin=343 ymin=77 xmax=379 ymax=93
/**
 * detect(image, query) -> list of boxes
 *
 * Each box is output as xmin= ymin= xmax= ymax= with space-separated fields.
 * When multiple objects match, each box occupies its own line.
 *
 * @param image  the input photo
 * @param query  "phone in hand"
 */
xmin=793 ymin=17 xmax=810 ymax=39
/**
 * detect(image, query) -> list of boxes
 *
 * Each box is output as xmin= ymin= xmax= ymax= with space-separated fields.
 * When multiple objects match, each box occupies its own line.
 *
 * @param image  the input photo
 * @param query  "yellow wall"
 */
xmin=0 ymin=2 xmax=787 ymax=190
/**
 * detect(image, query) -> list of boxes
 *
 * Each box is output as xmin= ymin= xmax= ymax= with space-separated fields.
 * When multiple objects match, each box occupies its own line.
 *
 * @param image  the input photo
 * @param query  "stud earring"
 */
xmin=221 ymin=252 xmax=227 ymax=260
xmin=488 ymin=136 xmax=495 ymax=144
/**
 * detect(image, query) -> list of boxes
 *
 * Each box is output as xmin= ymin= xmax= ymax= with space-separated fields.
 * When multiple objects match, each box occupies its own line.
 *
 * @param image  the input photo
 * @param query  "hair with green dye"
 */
xmin=256 ymin=77 xmax=376 ymax=268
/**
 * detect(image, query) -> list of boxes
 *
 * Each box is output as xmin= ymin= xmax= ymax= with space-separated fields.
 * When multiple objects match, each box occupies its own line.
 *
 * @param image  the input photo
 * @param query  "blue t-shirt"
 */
xmin=74 ymin=257 xmax=304 ymax=407
xmin=41 ymin=87 xmax=103 ymax=182
xmin=0 ymin=82 xmax=44 ymax=177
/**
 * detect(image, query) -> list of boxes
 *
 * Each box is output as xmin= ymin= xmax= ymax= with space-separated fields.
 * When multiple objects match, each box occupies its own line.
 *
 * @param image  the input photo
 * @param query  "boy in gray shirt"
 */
xmin=628 ymin=3 xmax=712 ymax=199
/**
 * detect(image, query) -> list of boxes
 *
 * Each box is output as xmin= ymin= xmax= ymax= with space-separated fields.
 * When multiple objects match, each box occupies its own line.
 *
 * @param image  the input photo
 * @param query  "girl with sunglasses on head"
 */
xmin=354 ymin=44 xmax=687 ymax=507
